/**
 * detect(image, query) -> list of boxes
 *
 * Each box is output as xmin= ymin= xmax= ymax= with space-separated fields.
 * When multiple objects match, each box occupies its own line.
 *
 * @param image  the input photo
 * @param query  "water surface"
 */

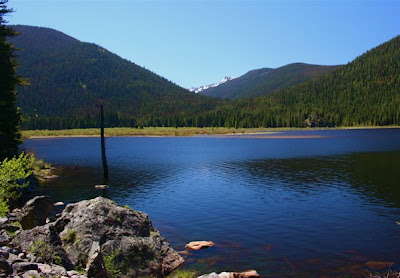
xmin=22 ymin=129 xmax=400 ymax=277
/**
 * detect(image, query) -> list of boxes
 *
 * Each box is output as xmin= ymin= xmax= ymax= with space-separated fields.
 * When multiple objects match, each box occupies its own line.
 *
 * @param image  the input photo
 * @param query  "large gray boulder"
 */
xmin=54 ymin=197 xmax=184 ymax=277
xmin=14 ymin=197 xmax=184 ymax=277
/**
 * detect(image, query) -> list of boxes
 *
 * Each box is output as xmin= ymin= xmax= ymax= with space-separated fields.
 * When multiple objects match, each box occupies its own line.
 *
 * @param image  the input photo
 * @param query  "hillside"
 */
xmin=211 ymin=35 xmax=400 ymax=127
xmin=10 ymin=25 xmax=222 ymax=129
xmin=199 ymin=63 xmax=340 ymax=99
xmin=9 ymin=25 xmax=400 ymax=130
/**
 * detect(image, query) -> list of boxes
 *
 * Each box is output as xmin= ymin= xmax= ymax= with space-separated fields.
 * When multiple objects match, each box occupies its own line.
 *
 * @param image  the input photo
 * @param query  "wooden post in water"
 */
xmin=100 ymin=104 xmax=109 ymax=181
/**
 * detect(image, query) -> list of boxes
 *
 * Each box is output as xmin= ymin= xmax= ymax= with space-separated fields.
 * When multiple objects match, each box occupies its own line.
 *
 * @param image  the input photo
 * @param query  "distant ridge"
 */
xmin=199 ymin=63 xmax=341 ymax=99
xmin=213 ymin=35 xmax=400 ymax=127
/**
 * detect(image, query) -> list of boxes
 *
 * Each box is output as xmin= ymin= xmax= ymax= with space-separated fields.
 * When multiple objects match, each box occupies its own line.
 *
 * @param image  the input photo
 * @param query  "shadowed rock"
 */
xmin=11 ymin=195 xmax=54 ymax=230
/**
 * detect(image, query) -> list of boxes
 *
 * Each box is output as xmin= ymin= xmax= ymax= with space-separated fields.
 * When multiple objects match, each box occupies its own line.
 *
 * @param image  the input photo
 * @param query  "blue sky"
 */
xmin=7 ymin=0 xmax=400 ymax=89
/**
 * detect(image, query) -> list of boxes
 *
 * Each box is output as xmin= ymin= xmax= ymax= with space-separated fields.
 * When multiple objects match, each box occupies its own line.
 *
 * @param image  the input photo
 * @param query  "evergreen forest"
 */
xmin=9 ymin=25 xmax=400 ymax=130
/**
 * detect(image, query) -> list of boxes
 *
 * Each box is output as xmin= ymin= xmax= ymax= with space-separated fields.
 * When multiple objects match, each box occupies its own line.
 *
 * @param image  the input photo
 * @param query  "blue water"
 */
xmin=22 ymin=129 xmax=400 ymax=276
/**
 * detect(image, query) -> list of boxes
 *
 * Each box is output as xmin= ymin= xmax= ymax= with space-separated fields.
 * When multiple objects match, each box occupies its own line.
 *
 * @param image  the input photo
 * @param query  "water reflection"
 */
xmin=237 ymin=151 xmax=400 ymax=208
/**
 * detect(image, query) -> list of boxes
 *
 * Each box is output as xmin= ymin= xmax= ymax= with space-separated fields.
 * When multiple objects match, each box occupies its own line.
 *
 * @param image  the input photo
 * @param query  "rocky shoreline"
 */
xmin=0 ymin=196 xmax=184 ymax=278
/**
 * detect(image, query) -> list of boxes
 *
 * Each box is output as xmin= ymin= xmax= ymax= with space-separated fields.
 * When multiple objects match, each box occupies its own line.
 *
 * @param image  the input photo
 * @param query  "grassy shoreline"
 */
xmin=21 ymin=126 xmax=400 ymax=139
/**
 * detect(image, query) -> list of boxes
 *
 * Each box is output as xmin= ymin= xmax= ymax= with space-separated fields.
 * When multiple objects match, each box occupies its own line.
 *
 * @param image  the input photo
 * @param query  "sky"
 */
xmin=6 ymin=0 xmax=400 ymax=89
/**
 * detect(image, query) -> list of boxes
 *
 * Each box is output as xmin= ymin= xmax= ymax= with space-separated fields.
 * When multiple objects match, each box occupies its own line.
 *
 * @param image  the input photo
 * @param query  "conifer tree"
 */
xmin=0 ymin=0 xmax=21 ymax=160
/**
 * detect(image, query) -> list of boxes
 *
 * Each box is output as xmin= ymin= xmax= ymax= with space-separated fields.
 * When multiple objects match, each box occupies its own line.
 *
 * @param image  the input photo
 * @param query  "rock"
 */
xmin=6 ymin=197 xmax=182 ymax=278
xmin=49 ymin=264 xmax=68 ymax=276
xmin=0 ymin=259 xmax=12 ymax=277
xmin=67 ymin=270 xmax=80 ymax=276
xmin=15 ymin=196 xmax=54 ymax=230
xmin=21 ymin=270 xmax=40 ymax=278
xmin=0 ymin=217 xmax=8 ymax=226
xmin=0 ymin=250 xmax=9 ymax=260
xmin=94 ymin=185 xmax=108 ymax=189
xmin=198 ymin=270 xmax=259 ymax=278
xmin=54 ymin=202 xmax=64 ymax=206
xmin=0 ymin=231 xmax=11 ymax=246
xmin=12 ymin=224 xmax=72 ymax=269
xmin=1 ymin=247 xmax=19 ymax=256
xmin=7 ymin=253 xmax=23 ymax=265
xmin=37 ymin=263 xmax=52 ymax=274
xmin=198 ymin=272 xmax=220 ymax=278
xmin=85 ymin=241 xmax=107 ymax=278
xmin=43 ymin=175 xmax=59 ymax=179
xmin=185 ymin=241 xmax=214 ymax=250
xmin=12 ymin=262 xmax=38 ymax=273
xmin=160 ymin=240 xmax=185 ymax=274
xmin=231 ymin=270 xmax=260 ymax=278
xmin=54 ymin=197 xmax=183 ymax=277
xmin=365 ymin=261 xmax=393 ymax=270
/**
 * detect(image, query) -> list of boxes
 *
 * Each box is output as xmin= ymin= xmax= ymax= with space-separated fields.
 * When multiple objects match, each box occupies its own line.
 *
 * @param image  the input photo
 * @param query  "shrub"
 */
xmin=0 ymin=152 xmax=35 ymax=216
xmin=103 ymin=249 xmax=121 ymax=278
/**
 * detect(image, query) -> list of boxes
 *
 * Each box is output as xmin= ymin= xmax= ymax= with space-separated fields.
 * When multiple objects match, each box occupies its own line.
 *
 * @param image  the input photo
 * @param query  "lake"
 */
xmin=22 ymin=128 xmax=400 ymax=277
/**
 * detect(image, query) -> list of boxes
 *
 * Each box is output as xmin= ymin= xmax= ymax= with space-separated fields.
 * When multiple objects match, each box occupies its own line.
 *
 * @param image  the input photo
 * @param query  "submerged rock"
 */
xmin=198 ymin=270 xmax=260 ymax=278
xmin=185 ymin=241 xmax=214 ymax=250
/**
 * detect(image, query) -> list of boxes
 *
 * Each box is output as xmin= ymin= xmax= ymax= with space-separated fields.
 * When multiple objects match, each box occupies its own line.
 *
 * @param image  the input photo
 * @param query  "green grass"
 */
xmin=21 ymin=126 xmax=400 ymax=139
xmin=21 ymin=127 xmax=283 ymax=138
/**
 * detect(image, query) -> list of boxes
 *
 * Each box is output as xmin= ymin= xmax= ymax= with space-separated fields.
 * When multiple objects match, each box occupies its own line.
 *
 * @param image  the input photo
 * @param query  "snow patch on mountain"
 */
xmin=189 ymin=76 xmax=236 ymax=93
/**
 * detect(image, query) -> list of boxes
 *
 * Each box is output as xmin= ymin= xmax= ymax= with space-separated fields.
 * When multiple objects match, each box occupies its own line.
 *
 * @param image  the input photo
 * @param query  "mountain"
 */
xmin=189 ymin=76 xmax=236 ymax=94
xmin=199 ymin=63 xmax=341 ymax=99
xmin=9 ymin=25 xmax=400 ymax=130
xmin=211 ymin=35 xmax=400 ymax=127
xmin=10 ymin=25 xmax=222 ymax=129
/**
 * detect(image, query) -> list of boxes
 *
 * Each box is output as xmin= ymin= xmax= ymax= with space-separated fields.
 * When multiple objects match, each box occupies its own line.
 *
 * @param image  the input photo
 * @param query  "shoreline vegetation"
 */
xmin=21 ymin=126 xmax=400 ymax=139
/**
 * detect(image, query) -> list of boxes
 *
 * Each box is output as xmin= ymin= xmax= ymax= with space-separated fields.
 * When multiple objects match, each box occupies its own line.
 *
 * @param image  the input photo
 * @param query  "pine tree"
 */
xmin=0 ymin=0 xmax=21 ymax=160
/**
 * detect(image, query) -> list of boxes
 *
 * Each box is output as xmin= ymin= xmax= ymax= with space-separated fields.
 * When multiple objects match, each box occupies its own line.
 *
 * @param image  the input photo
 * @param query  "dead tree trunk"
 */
xmin=100 ymin=104 xmax=109 ymax=181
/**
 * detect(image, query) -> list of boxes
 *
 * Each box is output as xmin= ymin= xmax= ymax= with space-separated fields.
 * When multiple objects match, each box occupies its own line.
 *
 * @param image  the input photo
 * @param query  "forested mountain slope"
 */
xmin=199 ymin=63 xmax=340 ymax=99
xmin=10 ymin=25 xmax=400 ymax=129
xmin=10 ymin=25 xmax=222 ymax=129
xmin=213 ymin=35 xmax=400 ymax=127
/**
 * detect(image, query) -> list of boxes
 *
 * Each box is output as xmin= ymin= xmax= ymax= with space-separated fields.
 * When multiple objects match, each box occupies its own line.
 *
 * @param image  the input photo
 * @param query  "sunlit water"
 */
xmin=22 ymin=129 xmax=400 ymax=277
